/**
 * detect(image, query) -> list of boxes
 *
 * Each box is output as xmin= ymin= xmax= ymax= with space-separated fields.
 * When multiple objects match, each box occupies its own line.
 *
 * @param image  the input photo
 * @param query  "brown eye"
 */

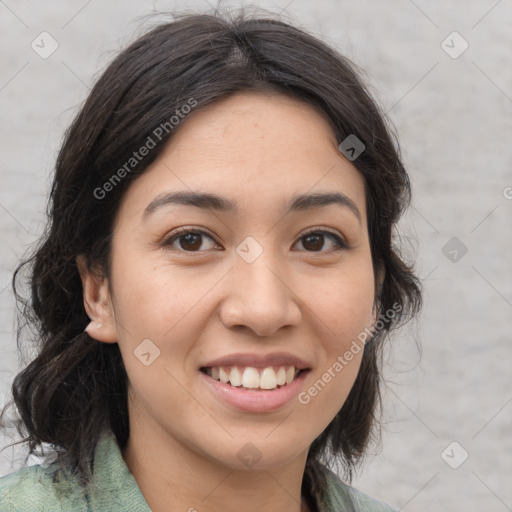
xmin=163 ymin=229 xmax=220 ymax=252
xmin=295 ymin=230 xmax=347 ymax=252
xmin=302 ymin=233 xmax=324 ymax=251
xmin=178 ymin=232 xmax=203 ymax=251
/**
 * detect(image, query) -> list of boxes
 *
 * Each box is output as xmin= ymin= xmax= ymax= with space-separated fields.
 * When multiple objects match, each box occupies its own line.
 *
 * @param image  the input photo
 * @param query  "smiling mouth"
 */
xmin=200 ymin=365 xmax=307 ymax=391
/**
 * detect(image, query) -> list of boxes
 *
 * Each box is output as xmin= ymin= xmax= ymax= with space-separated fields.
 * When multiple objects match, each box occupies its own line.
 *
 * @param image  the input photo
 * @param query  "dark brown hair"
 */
xmin=1 ymin=6 xmax=421 ymax=504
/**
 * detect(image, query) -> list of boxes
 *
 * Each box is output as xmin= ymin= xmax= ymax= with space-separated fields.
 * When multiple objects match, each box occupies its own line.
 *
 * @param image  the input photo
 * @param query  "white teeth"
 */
xmin=260 ymin=367 xmax=277 ymax=389
xmin=219 ymin=367 xmax=229 ymax=384
xmin=229 ymin=367 xmax=242 ymax=387
xmin=242 ymin=367 xmax=260 ymax=388
xmin=276 ymin=367 xmax=287 ymax=386
xmin=206 ymin=365 xmax=302 ymax=390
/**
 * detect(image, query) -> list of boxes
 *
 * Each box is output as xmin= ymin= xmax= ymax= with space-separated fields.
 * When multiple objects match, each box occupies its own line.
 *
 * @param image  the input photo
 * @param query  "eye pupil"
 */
xmin=303 ymin=233 xmax=324 ymax=251
xmin=180 ymin=233 xmax=202 ymax=250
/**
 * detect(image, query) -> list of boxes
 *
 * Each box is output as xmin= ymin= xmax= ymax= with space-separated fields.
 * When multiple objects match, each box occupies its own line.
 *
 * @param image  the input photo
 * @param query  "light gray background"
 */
xmin=1 ymin=1 xmax=511 ymax=510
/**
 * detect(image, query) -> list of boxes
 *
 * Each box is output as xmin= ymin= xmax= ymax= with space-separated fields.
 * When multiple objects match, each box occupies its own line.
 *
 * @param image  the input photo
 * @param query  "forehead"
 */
xmin=167 ymin=90 xmax=338 ymax=158
xmin=117 ymin=91 xmax=367 ymax=223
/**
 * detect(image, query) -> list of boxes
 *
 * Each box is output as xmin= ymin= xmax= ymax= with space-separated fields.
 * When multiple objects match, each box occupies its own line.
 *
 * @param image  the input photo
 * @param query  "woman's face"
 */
xmin=101 ymin=91 xmax=376 ymax=470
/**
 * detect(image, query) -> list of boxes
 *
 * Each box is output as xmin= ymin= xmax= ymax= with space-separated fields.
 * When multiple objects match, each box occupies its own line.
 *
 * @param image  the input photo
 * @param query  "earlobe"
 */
xmin=84 ymin=319 xmax=117 ymax=343
xmin=76 ymin=255 xmax=117 ymax=344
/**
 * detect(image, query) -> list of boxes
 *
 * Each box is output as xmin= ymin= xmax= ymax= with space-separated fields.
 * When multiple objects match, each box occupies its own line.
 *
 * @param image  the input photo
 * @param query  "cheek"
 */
xmin=308 ymin=264 xmax=375 ymax=347
xmin=112 ymin=265 xmax=201 ymax=420
xmin=298 ymin=269 xmax=373 ymax=430
xmin=110 ymin=253 xmax=213 ymax=339
xmin=109 ymin=253 xmax=218 ymax=396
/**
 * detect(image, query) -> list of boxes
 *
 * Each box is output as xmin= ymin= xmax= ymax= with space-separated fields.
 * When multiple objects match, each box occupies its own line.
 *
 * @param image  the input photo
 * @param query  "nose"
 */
xmin=219 ymin=252 xmax=302 ymax=338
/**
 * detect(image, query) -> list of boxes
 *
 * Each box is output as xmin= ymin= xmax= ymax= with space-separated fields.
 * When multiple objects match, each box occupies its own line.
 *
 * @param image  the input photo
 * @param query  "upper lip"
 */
xmin=201 ymin=352 xmax=311 ymax=370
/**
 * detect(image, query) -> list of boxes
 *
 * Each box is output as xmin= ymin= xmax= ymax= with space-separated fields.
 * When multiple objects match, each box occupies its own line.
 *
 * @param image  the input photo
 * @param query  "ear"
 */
xmin=76 ymin=255 xmax=117 ymax=343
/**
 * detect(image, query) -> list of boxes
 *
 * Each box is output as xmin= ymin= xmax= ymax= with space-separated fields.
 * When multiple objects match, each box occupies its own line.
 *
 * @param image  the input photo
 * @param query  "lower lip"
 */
xmin=199 ymin=370 xmax=310 ymax=413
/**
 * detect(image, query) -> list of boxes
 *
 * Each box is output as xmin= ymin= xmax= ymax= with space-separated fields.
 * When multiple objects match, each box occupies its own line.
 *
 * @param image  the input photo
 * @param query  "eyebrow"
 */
xmin=142 ymin=190 xmax=362 ymax=224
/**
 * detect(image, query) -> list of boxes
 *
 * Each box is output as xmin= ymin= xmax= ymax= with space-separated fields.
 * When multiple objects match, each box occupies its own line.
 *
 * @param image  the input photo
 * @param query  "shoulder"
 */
xmin=0 ymin=431 xmax=150 ymax=512
xmin=320 ymin=466 xmax=398 ymax=512
xmin=0 ymin=460 xmax=88 ymax=511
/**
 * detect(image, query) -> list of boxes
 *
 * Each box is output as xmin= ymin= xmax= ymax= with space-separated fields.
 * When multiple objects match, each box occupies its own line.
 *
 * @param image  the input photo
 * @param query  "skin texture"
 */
xmin=78 ymin=91 xmax=378 ymax=512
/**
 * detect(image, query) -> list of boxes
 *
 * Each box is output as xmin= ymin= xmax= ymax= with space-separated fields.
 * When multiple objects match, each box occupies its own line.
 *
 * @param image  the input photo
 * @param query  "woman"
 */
xmin=0 ymin=8 xmax=421 ymax=511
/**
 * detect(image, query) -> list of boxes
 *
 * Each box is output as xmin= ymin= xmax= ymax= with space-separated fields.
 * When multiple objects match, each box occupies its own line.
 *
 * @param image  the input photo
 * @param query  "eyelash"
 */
xmin=161 ymin=226 xmax=348 ymax=253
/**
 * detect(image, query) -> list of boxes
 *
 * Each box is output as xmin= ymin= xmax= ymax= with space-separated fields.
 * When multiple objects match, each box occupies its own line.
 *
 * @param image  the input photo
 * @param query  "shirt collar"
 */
xmin=86 ymin=430 xmax=151 ymax=511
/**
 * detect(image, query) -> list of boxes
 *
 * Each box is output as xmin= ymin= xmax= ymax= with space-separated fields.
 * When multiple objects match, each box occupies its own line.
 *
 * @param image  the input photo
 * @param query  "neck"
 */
xmin=122 ymin=420 xmax=312 ymax=512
